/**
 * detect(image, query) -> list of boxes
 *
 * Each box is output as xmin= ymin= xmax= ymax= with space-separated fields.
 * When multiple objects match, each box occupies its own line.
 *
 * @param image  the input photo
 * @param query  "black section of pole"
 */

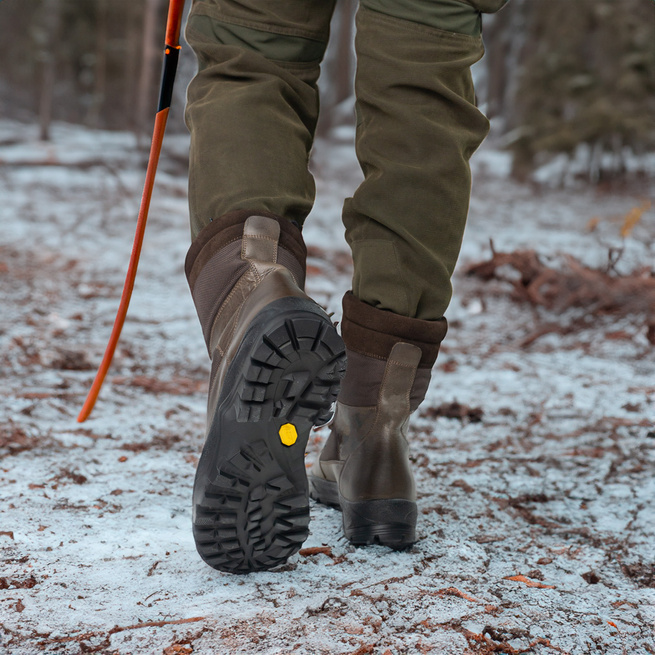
xmin=157 ymin=45 xmax=180 ymax=112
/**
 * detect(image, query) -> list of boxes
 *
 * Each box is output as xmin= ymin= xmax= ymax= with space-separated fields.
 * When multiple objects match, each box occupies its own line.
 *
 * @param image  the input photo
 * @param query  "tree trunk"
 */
xmin=136 ymin=0 xmax=162 ymax=144
xmin=124 ymin=0 xmax=141 ymax=135
xmin=89 ymin=0 xmax=109 ymax=128
xmin=38 ymin=0 xmax=62 ymax=141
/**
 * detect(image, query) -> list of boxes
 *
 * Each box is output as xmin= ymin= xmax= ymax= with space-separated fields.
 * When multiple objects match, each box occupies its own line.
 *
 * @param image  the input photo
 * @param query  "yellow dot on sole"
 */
xmin=279 ymin=423 xmax=298 ymax=447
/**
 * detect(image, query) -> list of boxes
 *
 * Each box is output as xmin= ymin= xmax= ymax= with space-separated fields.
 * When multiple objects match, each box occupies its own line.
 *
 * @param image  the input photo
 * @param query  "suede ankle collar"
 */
xmin=341 ymin=291 xmax=447 ymax=369
xmin=185 ymin=209 xmax=307 ymax=289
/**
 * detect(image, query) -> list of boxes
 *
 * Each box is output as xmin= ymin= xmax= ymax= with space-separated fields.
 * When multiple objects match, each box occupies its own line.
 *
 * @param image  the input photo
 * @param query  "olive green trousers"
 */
xmin=185 ymin=0 xmax=508 ymax=320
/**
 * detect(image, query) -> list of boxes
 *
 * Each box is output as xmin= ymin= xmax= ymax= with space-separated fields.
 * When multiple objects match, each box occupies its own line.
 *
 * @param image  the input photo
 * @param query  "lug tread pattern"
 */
xmin=238 ymin=317 xmax=346 ymax=425
xmin=194 ymin=312 xmax=346 ymax=573
xmin=194 ymin=439 xmax=310 ymax=573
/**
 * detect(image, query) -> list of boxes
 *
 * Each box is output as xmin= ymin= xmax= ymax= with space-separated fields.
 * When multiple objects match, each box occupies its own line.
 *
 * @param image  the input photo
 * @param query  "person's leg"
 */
xmin=347 ymin=0 xmax=508 ymax=320
xmin=184 ymin=0 xmax=345 ymax=573
xmin=310 ymin=0 xmax=508 ymax=547
xmin=185 ymin=0 xmax=337 ymax=237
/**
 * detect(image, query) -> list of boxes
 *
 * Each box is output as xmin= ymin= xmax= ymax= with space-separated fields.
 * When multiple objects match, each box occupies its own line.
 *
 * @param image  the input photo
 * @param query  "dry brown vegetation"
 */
xmin=466 ymin=244 xmax=655 ymax=345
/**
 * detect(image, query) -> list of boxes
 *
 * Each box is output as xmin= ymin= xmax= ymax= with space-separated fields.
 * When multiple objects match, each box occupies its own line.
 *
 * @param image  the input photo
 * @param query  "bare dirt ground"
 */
xmin=1 ymin=120 xmax=654 ymax=654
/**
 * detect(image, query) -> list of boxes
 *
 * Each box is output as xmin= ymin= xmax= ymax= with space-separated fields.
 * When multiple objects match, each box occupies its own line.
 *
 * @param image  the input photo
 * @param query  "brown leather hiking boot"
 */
xmin=186 ymin=211 xmax=346 ymax=573
xmin=309 ymin=292 xmax=446 ymax=548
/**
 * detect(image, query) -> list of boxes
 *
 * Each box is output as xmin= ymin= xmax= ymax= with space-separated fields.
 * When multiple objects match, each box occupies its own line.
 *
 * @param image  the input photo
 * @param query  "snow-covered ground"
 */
xmin=1 ymin=119 xmax=654 ymax=654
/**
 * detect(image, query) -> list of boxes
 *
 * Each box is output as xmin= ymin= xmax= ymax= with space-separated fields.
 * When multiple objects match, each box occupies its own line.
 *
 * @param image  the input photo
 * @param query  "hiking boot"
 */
xmin=309 ymin=292 xmax=446 ymax=548
xmin=186 ymin=211 xmax=346 ymax=573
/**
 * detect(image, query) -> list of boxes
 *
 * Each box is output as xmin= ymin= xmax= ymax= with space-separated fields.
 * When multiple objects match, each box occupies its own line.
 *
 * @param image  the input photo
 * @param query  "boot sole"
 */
xmin=192 ymin=297 xmax=346 ymax=574
xmin=309 ymin=476 xmax=417 ymax=550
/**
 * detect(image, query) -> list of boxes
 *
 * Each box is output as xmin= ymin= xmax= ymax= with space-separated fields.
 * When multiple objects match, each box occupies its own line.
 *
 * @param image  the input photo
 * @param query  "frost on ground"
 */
xmin=1 ymin=120 xmax=654 ymax=654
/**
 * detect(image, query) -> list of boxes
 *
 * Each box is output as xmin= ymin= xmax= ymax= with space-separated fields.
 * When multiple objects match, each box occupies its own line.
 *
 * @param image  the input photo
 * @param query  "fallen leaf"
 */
xmin=437 ymin=587 xmax=479 ymax=603
xmin=605 ymin=330 xmax=632 ymax=340
xmin=438 ymin=359 xmax=458 ymax=373
xmin=163 ymin=645 xmax=193 ymax=655
xmin=586 ymin=216 xmax=600 ymax=232
xmin=420 ymin=401 xmax=483 ymax=423
xmin=451 ymin=479 xmax=475 ymax=494
xmin=350 ymin=646 xmax=375 ymax=655
xmin=0 ymin=575 xmax=38 ymax=590
xmin=504 ymin=574 xmax=555 ymax=589
xmin=345 ymin=624 xmax=364 ymax=635
xmin=299 ymin=546 xmax=333 ymax=558
xmin=620 ymin=200 xmax=651 ymax=238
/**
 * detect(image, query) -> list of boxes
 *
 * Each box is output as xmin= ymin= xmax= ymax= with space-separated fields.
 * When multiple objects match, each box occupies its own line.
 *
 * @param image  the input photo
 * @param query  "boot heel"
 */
xmin=340 ymin=498 xmax=417 ymax=549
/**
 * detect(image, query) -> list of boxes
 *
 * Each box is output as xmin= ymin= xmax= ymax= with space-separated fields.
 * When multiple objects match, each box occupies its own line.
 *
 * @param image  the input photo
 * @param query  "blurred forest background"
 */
xmin=1 ymin=0 xmax=654 ymax=183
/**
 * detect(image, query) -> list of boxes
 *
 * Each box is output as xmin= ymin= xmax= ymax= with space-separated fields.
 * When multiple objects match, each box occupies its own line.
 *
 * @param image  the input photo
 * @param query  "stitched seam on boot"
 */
xmin=379 ymin=358 xmax=412 ymax=429
xmin=404 ymin=376 xmax=414 ymax=414
xmin=345 ymin=348 xmax=387 ymax=362
xmin=338 ymin=365 xmax=408 ymax=499
xmin=228 ymin=268 xmax=288 ymax=358
xmin=241 ymin=234 xmax=279 ymax=262
xmin=213 ymin=276 xmax=248 ymax=340
xmin=209 ymin=264 xmax=261 ymax=353
xmin=387 ymin=360 xmax=416 ymax=368
xmin=223 ymin=262 xmax=266 ymax=350
xmin=372 ymin=359 xmax=394 ymax=435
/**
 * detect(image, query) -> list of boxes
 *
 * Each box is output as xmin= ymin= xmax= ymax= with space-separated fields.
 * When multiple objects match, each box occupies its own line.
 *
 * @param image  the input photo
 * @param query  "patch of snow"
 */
xmin=1 ymin=120 xmax=654 ymax=654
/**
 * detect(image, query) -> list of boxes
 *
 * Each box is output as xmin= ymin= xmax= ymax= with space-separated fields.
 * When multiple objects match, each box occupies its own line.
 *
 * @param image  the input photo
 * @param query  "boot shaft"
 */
xmin=185 ymin=210 xmax=307 ymax=353
xmin=314 ymin=292 xmax=448 ymax=504
xmin=334 ymin=342 xmax=422 ymax=502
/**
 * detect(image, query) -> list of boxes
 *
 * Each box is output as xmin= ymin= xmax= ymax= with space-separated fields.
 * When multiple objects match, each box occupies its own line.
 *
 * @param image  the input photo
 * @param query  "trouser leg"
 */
xmin=185 ymin=0 xmax=336 ymax=238
xmin=345 ymin=0 xmax=508 ymax=321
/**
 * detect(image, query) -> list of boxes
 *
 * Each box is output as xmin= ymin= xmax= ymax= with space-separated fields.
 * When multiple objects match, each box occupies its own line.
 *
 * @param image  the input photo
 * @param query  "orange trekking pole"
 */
xmin=78 ymin=0 xmax=186 ymax=422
